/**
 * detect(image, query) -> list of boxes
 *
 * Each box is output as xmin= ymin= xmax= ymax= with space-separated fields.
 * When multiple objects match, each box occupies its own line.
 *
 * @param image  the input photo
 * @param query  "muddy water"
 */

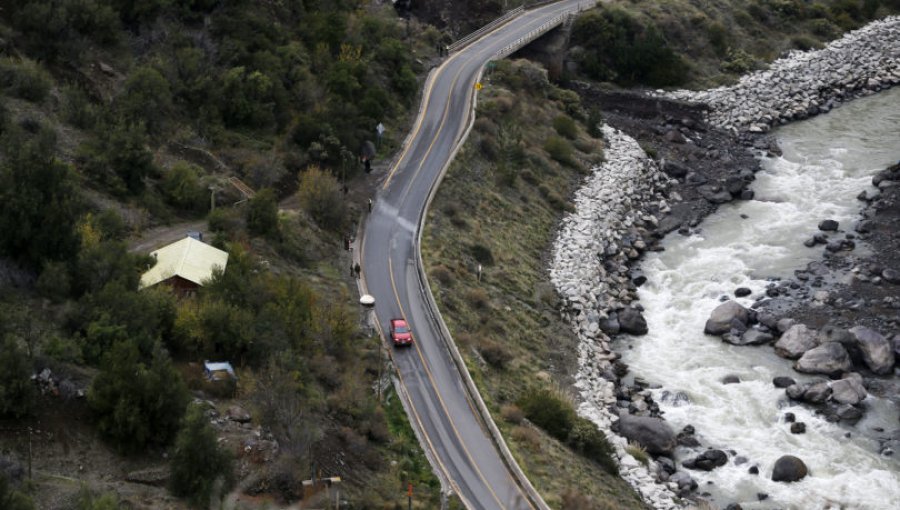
xmin=617 ymin=87 xmax=900 ymax=509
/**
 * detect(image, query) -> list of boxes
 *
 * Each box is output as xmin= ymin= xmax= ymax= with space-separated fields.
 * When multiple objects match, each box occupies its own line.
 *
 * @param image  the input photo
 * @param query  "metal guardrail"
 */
xmin=494 ymin=1 xmax=595 ymax=60
xmin=413 ymin=2 xmax=598 ymax=509
xmin=447 ymin=6 xmax=524 ymax=53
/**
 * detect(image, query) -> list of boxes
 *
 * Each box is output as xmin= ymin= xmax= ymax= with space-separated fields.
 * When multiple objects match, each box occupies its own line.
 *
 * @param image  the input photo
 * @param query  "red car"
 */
xmin=390 ymin=318 xmax=413 ymax=347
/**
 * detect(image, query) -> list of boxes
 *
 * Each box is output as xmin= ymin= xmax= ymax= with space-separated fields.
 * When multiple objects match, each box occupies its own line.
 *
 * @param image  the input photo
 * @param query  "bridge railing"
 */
xmin=494 ymin=0 xmax=595 ymax=59
xmin=447 ymin=6 xmax=524 ymax=53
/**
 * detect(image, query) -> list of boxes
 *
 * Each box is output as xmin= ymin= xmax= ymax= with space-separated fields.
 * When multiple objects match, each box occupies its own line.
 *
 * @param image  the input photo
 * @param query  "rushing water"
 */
xmin=617 ymin=87 xmax=900 ymax=510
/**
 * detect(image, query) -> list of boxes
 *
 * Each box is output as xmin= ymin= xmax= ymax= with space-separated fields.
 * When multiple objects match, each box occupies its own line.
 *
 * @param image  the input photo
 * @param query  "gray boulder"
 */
xmin=776 ymin=318 xmax=797 ymax=334
xmin=617 ymin=413 xmax=677 ymax=455
xmin=772 ymin=455 xmax=808 ymax=482
xmin=669 ymin=471 xmax=698 ymax=495
xmin=830 ymin=373 xmax=867 ymax=405
xmin=818 ymin=219 xmax=839 ymax=231
xmin=619 ymin=307 xmax=649 ymax=335
xmin=739 ymin=328 xmax=775 ymax=345
xmin=849 ymin=326 xmax=895 ymax=374
xmin=705 ymin=301 xmax=750 ymax=336
xmin=803 ymin=381 xmax=832 ymax=403
xmin=683 ymin=449 xmax=728 ymax=471
xmin=775 ymin=324 xmax=819 ymax=359
xmin=773 ymin=376 xmax=796 ymax=388
xmin=795 ymin=342 xmax=852 ymax=376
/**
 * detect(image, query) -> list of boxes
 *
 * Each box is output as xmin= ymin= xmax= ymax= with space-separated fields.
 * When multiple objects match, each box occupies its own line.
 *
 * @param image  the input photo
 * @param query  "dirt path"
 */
xmin=127 ymin=220 xmax=207 ymax=253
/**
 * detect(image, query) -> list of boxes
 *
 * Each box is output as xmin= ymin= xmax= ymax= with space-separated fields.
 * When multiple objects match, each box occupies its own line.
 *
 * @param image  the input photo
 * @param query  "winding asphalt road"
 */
xmin=359 ymin=2 xmax=590 ymax=509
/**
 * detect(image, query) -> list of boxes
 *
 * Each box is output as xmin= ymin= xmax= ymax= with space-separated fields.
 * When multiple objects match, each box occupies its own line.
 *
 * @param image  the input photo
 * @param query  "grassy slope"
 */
xmin=423 ymin=59 xmax=644 ymax=508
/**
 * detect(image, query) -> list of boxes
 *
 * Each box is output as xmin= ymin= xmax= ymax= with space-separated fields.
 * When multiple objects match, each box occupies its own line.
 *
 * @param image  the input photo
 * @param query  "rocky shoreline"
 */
xmin=553 ymin=15 xmax=900 ymax=510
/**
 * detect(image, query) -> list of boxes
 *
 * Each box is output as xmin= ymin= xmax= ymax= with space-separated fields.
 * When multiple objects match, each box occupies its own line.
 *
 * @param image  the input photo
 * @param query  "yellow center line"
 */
xmin=371 ymin=319 xmax=472 ymax=508
xmin=382 ymin=49 xmax=466 ymax=191
xmin=389 ymin=257 xmax=508 ymax=510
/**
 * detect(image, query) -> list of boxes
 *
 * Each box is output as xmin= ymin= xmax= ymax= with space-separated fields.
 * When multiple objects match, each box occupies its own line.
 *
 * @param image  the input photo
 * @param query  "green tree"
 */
xmin=161 ymin=162 xmax=206 ymax=212
xmin=169 ymin=404 xmax=234 ymax=507
xmin=220 ymin=67 xmax=276 ymax=129
xmin=78 ymin=121 xmax=157 ymax=196
xmin=117 ymin=66 xmax=173 ymax=137
xmin=88 ymin=341 xmax=189 ymax=452
xmin=246 ymin=188 xmax=279 ymax=237
xmin=0 ymin=336 xmax=34 ymax=419
xmin=0 ymin=140 xmax=82 ymax=269
xmin=297 ymin=165 xmax=344 ymax=230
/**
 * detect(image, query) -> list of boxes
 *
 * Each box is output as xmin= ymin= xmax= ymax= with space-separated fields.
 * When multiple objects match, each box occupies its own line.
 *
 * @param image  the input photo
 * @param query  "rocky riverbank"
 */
xmin=665 ymin=16 xmax=900 ymax=134
xmin=553 ymin=15 xmax=900 ymax=510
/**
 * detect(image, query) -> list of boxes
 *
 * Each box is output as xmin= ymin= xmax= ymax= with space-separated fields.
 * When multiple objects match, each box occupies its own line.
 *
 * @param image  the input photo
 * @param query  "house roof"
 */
xmin=139 ymin=237 xmax=229 ymax=289
xmin=204 ymin=361 xmax=236 ymax=379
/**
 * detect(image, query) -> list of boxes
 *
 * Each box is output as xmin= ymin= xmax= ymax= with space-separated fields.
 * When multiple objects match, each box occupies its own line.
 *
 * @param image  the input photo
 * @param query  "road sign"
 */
xmin=475 ymin=82 xmax=483 ymax=90
xmin=376 ymin=122 xmax=385 ymax=136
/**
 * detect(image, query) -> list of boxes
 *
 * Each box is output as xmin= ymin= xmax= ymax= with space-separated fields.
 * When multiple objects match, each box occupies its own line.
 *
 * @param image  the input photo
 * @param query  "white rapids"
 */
xmin=618 ymin=87 xmax=900 ymax=509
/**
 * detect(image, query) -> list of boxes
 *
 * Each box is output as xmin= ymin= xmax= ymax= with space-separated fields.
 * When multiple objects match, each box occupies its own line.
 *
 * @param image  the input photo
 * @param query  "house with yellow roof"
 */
xmin=139 ymin=236 xmax=228 ymax=295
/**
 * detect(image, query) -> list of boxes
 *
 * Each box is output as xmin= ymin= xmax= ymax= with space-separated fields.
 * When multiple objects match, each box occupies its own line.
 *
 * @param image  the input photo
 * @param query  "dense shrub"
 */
xmin=0 ymin=58 xmax=51 ymax=102
xmin=478 ymin=339 xmax=513 ymax=369
xmin=518 ymin=388 xmax=576 ymax=440
xmin=0 ymin=475 xmax=34 ymax=510
xmin=170 ymin=404 xmax=234 ymax=507
xmin=519 ymin=388 xmax=617 ymax=473
xmin=116 ymin=67 xmax=173 ymax=137
xmin=88 ymin=341 xmax=189 ymax=452
xmin=78 ymin=121 xmax=158 ymax=196
xmin=544 ymin=136 xmax=575 ymax=166
xmin=297 ymin=165 xmax=345 ymax=230
xmin=162 ymin=162 xmax=207 ymax=213
xmin=572 ymin=8 xmax=687 ymax=87
xmin=552 ymin=115 xmax=578 ymax=140
xmin=246 ymin=188 xmax=280 ymax=237
xmin=0 ymin=138 xmax=82 ymax=269
xmin=469 ymin=243 xmax=495 ymax=266
xmin=0 ymin=336 xmax=34 ymax=419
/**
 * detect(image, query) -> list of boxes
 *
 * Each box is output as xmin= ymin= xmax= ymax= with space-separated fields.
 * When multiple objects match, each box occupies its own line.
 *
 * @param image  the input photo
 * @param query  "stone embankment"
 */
xmin=666 ymin=16 xmax=900 ymax=133
xmin=550 ymin=125 xmax=683 ymax=509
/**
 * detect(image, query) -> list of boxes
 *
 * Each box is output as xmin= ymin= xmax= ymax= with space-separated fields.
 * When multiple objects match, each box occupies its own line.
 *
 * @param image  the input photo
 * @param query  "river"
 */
xmin=616 ymin=86 xmax=900 ymax=509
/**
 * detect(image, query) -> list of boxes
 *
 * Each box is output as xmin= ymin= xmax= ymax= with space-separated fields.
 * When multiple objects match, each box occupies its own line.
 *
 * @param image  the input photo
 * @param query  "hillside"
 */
xmin=0 ymin=1 xmax=451 ymax=508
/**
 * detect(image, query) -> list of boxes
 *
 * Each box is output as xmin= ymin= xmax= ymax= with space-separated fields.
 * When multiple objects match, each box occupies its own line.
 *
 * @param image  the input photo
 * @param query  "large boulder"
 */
xmin=794 ymin=342 xmax=852 ymax=376
xmin=849 ymin=326 xmax=895 ymax=374
xmin=802 ymin=381 xmax=832 ymax=403
xmin=771 ymin=455 xmax=808 ymax=482
xmin=618 ymin=307 xmax=649 ymax=335
xmin=775 ymin=324 xmax=819 ymax=359
xmin=669 ymin=471 xmax=698 ymax=495
xmin=683 ymin=449 xmax=728 ymax=471
xmin=617 ymin=414 xmax=676 ymax=455
xmin=705 ymin=301 xmax=750 ymax=336
xmin=830 ymin=373 xmax=867 ymax=405
xmin=738 ymin=328 xmax=774 ymax=346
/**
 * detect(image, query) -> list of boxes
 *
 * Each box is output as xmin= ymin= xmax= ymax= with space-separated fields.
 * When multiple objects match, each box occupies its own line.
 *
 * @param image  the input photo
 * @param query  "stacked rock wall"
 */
xmin=549 ymin=125 xmax=682 ymax=508
xmin=666 ymin=16 xmax=900 ymax=133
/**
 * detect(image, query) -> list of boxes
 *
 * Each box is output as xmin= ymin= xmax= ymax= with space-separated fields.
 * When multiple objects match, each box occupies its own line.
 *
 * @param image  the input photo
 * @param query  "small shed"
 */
xmin=139 ymin=237 xmax=228 ymax=295
xmin=204 ymin=361 xmax=237 ymax=381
